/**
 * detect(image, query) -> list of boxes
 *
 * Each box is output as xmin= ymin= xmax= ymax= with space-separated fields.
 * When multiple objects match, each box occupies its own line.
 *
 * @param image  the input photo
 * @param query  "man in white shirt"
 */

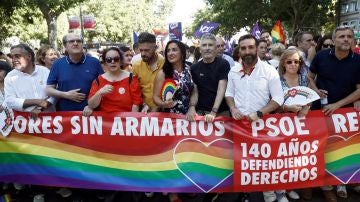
xmin=5 ymin=43 xmax=54 ymax=119
xmin=225 ymin=34 xmax=285 ymax=202
xmin=4 ymin=43 xmax=54 ymax=201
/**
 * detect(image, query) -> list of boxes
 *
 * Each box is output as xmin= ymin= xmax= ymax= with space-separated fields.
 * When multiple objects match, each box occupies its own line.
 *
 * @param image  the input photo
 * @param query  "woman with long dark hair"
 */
xmin=153 ymin=40 xmax=197 ymax=121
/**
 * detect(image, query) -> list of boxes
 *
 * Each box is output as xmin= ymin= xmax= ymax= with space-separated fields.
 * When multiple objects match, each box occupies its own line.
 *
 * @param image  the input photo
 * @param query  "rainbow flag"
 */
xmin=0 ymin=194 xmax=11 ymax=202
xmin=0 ymin=133 xmax=234 ymax=193
xmin=325 ymin=134 xmax=360 ymax=184
xmin=271 ymin=20 xmax=286 ymax=44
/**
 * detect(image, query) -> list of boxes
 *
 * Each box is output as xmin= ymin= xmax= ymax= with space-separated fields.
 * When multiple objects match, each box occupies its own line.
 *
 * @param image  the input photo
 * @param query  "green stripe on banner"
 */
xmin=325 ymin=154 xmax=360 ymax=171
xmin=177 ymin=162 xmax=232 ymax=178
xmin=0 ymin=153 xmax=183 ymax=180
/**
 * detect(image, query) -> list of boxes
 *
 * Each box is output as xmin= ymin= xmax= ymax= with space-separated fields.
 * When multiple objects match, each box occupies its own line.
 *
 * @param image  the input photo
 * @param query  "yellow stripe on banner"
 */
xmin=325 ymin=143 xmax=360 ymax=163
xmin=0 ymin=142 xmax=177 ymax=171
xmin=1 ymin=134 xmax=173 ymax=163
xmin=175 ymin=152 xmax=233 ymax=169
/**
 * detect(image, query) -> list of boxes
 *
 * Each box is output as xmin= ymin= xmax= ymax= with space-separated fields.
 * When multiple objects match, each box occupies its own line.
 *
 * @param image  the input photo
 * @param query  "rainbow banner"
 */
xmin=0 ymin=109 xmax=359 ymax=192
xmin=271 ymin=20 xmax=286 ymax=44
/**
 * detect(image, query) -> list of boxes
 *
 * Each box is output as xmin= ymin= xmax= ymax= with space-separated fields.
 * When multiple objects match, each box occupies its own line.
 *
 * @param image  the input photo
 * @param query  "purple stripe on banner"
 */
xmin=0 ymin=175 xmax=231 ymax=192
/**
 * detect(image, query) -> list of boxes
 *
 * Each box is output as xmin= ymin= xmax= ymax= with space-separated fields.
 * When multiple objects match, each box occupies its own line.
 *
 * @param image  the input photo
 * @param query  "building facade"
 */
xmin=340 ymin=0 xmax=360 ymax=38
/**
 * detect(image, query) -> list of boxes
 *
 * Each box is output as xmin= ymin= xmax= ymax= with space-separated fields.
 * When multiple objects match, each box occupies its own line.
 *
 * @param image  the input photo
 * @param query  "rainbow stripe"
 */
xmin=160 ymin=79 xmax=177 ymax=101
xmin=0 ymin=134 xmax=233 ymax=192
xmin=0 ymin=194 xmax=11 ymax=202
xmin=271 ymin=20 xmax=285 ymax=44
xmin=325 ymin=133 xmax=360 ymax=184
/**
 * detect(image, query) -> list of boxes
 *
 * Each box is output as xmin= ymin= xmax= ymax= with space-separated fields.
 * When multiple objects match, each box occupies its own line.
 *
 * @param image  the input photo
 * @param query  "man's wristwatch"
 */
xmin=256 ymin=110 xmax=263 ymax=118
xmin=211 ymin=108 xmax=218 ymax=114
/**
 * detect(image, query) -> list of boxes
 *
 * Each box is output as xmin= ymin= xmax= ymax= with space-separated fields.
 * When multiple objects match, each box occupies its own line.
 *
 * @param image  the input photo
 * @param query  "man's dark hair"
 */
xmin=138 ymin=32 xmax=156 ymax=44
xmin=294 ymin=31 xmax=313 ymax=46
xmin=10 ymin=43 xmax=35 ymax=65
xmin=238 ymin=34 xmax=259 ymax=46
xmin=132 ymin=42 xmax=139 ymax=50
xmin=258 ymin=39 xmax=268 ymax=46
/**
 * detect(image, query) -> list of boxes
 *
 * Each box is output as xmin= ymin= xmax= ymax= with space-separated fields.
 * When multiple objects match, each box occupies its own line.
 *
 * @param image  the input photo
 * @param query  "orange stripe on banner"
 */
xmin=325 ymin=134 xmax=360 ymax=152
xmin=175 ymin=142 xmax=233 ymax=159
xmin=1 ymin=133 xmax=173 ymax=163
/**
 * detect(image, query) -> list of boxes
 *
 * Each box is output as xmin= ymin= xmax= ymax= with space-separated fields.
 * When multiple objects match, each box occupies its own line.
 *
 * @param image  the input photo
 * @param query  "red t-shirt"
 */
xmin=88 ymin=74 xmax=143 ymax=112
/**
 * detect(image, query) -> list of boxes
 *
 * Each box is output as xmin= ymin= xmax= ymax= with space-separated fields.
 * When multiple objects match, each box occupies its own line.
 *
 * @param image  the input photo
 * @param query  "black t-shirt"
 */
xmin=191 ymin=57 xmax=230 ymax=112
xmin=310 ymin=49 xmax=360 ymax=109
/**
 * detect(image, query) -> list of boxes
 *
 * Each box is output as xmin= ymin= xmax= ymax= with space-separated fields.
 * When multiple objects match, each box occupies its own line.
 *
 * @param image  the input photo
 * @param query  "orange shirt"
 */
xmin=88 ymin=75 xmax=143 ymax=113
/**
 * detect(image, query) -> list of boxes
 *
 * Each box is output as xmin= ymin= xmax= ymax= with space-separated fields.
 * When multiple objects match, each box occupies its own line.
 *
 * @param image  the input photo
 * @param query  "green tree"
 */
xmin=27 ymin=0 xmax=87 ymax=49
xmin=66 ymin=0 xmax=174 ymax=44
xmin=191 ymin=0 xmax=336 ymax=40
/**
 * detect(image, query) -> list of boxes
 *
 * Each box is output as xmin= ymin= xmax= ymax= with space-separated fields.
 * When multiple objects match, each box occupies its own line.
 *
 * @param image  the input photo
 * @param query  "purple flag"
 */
xmin=133 ymin=32 xmax=138 ymax=43
xmin=193 ymin=22 xmax=220 ymax=38
xmin=225 ymin=36 xmax=233 ymax=55
xmin=251 ymin=21 xmax=262 ymax=39
xmin=169 ymin=22 xmax=182 ymax=41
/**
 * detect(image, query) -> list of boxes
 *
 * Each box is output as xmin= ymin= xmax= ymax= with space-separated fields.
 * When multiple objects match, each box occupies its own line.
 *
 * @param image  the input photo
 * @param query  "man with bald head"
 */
xmin=216 ymin=36 xmax=235 ymax=67
xmin=46 ymin=33 xmax=103 ymax=111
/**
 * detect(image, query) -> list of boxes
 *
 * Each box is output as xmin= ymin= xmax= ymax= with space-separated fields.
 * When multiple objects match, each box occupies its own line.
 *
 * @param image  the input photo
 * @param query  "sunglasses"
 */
xmin=105 ymin=57 xmax=121 ymax=64
xmin=285 ymin=60 xmax=301 ymax=65
xmin=67 ymin=39 xmax=82 ymax=44
xmin=322 ymin=44 xmax=334 ymax=48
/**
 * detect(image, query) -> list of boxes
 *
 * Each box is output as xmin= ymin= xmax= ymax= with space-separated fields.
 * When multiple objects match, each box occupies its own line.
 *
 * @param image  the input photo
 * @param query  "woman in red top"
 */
xmin=83 ymin=47 xmax=142 ymax=115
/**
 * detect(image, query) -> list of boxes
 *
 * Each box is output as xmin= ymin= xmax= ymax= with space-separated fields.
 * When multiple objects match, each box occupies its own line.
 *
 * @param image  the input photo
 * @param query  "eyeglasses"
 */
xmin=322 ymin=44 xmax=334 ymax=48
xmin=105 ymin=57 xmax=121 ymax=64
xmin=285 ymin=60 xmax=301 ymax=65
xmin=67 ymin=39 xmax=82 ymax=44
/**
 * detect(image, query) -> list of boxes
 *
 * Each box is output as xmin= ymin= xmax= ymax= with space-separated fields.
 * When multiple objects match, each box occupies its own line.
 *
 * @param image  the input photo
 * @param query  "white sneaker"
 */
xmin=287 ymin=190 xmax=300 ymax=199
xmin=56 ymin=188 xmax=72 ymax=198
xmin=13 ymin=183 xmax=25 ymax=190
xmin=276 ymin=192 xmax=289 ymax=202
xmin=144 ymin=192 xmax=154 ymax=197
xmin=263 ymin=191 xmax=276 ymax=202
xmin=33 ymin=194 xmax=45 ymax=202
xmin=336 ymin=185 xmax=347 ymax=198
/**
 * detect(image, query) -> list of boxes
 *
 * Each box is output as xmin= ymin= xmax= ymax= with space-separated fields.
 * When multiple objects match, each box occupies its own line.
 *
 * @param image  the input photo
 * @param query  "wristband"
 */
xmin=211 ymin=108 xmax=218 ymax=113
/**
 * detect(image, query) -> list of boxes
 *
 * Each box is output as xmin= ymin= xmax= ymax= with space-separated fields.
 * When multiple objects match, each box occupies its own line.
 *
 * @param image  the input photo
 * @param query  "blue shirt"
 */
xmin=47 ymin=55 xmax=104 ymax=111
xmin=310 ymin=48 xmax=360 ymax=109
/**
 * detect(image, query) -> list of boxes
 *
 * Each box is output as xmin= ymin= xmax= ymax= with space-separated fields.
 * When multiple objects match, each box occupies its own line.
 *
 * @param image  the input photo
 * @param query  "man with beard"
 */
xmin=225 ymin=34 xmax=284 ymax=202
xmin=307 ymin=26 xmax=360 ymax=202
xmin=132 ymin=32 xmax=164 ymax=113
xmin=191 ymin=33 xmax=230 ymax=123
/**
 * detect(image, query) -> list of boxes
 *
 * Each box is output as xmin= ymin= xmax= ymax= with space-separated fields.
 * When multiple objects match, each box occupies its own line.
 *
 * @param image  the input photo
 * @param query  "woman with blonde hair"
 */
xmin=36 ymin=45 xmax=60 ymax=69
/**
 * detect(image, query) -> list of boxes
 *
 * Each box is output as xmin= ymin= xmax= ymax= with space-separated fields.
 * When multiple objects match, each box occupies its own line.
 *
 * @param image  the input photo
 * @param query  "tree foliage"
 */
xmin=68 ymin=0 xmax=175 ymax=44
xmin=191 ymin=0 xmax=336 ymax=40
xmin=1 ymin=0 xmax=174 ymax=50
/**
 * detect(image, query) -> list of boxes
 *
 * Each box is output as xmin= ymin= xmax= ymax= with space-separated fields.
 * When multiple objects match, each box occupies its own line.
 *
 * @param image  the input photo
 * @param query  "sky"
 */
xmin=166 ymin=0 xmax=206 ymax=27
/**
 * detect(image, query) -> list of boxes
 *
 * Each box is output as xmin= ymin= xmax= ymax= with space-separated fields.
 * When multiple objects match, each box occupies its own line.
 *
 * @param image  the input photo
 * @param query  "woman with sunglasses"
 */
xmin=278 ymin=48 xmax=311 ymax=117
xmin=277 ymin=48 xmax=311 ymax=201
xmin=83 ymin=47 xmax=142 ymax=115
xmin=315 ymin=35 xmax=334 ymax=52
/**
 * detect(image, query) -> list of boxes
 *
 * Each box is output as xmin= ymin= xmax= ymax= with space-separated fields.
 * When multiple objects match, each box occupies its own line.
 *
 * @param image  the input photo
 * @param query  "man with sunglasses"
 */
xmin=46 ymin=33 xmax=103 ymax=112
xmin=307 ymin=26 xmax=360 ymax=202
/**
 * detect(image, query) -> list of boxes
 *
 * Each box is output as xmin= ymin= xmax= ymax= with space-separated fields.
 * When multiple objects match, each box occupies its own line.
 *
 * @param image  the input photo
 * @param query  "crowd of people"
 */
xmin=0 ymin=25 xmax=360 ymax=202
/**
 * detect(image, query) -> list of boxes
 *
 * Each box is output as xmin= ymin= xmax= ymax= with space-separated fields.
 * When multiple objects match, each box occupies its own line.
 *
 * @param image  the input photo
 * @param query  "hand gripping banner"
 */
xmin=0 ymin=108 xmax=359 ymax=192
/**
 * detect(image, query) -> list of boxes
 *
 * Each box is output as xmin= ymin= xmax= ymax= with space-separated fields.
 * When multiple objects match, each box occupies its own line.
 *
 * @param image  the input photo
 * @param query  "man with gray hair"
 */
xmin=191 ymin=33 xmax=230 ymax=123
xmin=46 ymin=33 xmax=103 ymax=112
xmin=307 ymin=25 xmax=360 ymax=202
